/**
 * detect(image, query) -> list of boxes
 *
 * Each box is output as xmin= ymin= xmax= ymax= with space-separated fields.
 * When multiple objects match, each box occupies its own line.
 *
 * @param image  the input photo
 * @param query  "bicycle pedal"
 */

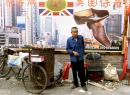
xmin=5 ymin=77 xmax=10 ymax=80
xmin=16 ymin=77 xmax=23 ymax=80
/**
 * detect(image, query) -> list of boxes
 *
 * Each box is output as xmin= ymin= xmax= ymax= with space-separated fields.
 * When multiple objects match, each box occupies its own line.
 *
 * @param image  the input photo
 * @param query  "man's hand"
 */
xmin=73 ymin=51 xmax=79 ymax=56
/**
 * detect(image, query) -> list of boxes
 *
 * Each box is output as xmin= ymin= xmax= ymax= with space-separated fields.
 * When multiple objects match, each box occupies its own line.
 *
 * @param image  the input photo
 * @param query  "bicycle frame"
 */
xmin=0 ymin=47 xmax=30 ymax=79
xmin=1 ymin=47 xmax=48 ymax=94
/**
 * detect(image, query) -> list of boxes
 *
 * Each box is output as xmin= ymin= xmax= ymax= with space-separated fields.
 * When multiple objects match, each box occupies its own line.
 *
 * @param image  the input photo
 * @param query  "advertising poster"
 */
xmin=38 ymin=0 xmax=126 ymax=51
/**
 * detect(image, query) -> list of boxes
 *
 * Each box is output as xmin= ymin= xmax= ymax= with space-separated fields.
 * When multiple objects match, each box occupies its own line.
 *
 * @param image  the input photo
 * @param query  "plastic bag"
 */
xmin=104 ymin=63 xmax=119 ymax=81
xmin=62 ymin=62 xmax=71 ymax=80
xmin=54 ymin=61 xmax=63 ymax=81
xmin=7 ymin=55 xmax=22 ymax=68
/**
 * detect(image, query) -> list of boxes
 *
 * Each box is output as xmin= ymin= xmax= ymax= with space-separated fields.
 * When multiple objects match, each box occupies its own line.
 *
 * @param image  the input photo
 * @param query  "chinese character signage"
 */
xmin=38 ymin=0 xmax=127 ymax=51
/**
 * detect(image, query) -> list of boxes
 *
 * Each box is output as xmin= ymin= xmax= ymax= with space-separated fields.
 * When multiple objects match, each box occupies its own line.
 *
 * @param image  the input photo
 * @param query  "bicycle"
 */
xmin=0 ymin=46 xmax=15 ymax=77
xmin=0 ymin=47 xmax=48 ymax=94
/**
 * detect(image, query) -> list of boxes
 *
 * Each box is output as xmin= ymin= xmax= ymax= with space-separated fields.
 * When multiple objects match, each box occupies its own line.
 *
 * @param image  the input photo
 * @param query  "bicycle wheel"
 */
xmin=22 ymin=63 xmax=48 ymax=94
xmin=0 ymin=56 xmax=11 ymax=77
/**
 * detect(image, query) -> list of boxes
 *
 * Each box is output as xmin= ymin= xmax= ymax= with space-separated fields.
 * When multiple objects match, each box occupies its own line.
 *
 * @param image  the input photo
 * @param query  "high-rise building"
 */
xmin=0 ymin=0 xmax=22 ymax=47
xmin=4 ymin=0 xmax=13 ymax=26
xmin=12 ymin=0 xmax=22 ymax=26
xmin=20 ymin=0 xmax=40 ymax=45
xmin=0 ymin=0 xmax=5 ymax=28
xmin=0 ymin=0 xmax=22 ymax=28
xmin=52 ymin=21 xmax=59 ymax=46
xmin=32 ymin=3 xmax=40 ymax=44
xmin=105 ymin=14 xmax=122 ymax=38
xmin=0 ymin=0 xmax=41 ymax=46
xmin=44 ymin=17 xmax=53 ymax=45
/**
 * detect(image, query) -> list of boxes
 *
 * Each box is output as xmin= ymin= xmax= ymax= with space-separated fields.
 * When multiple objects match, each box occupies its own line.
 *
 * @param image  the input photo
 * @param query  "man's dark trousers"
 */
xmin=71 ymin=59 xmax=86 ymax=87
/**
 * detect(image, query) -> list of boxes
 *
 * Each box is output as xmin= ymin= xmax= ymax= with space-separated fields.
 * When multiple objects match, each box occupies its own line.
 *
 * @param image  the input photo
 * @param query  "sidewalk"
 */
xmin=0 ymin=77 xmax=130 ymax=95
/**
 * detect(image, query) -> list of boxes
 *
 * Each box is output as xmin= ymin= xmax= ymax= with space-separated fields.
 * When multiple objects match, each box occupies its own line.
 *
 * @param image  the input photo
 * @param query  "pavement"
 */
xmin=0 ymin=77 xmax=130 ymax=95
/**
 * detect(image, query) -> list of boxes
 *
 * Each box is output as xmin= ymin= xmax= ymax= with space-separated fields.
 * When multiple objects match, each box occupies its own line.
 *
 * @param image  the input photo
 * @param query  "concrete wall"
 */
xmin=55 ymin=54 xmax=124 ymax=74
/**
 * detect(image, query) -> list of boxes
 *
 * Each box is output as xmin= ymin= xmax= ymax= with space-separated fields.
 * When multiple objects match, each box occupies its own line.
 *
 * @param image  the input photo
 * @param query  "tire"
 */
xmin=22 ymin=63 xmax=48 ymax=94
xmin=0 ymin=56 xmax=11 ymax=77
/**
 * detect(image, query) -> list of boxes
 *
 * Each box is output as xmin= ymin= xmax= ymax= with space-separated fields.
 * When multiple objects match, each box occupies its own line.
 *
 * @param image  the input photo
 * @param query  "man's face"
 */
xmin=71 ymin=31 xmax=78 ymax=38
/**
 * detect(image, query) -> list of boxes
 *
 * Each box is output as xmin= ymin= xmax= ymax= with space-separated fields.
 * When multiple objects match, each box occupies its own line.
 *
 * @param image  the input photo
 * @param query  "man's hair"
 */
xmin=71 ymin=27 xmax=78 ymax=32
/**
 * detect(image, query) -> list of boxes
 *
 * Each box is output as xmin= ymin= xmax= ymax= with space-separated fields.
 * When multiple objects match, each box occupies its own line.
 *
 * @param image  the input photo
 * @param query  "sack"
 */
xmin=104 ymin=63 xmax=119 ymax=81
xmin=54 ymin=61 xmax=63 ymax=81
xmin=7 ymin=55 xmax=22 ymax=68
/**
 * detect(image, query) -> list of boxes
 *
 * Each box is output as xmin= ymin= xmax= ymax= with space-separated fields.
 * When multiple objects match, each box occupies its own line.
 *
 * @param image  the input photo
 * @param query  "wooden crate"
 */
xmin=31 ymin=48 xmax=55 ymax=86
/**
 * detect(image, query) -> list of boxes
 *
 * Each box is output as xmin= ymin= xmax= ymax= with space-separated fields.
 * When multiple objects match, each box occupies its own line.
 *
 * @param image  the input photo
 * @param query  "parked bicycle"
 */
xmin=0 ymin=46 xmax=15 ymax=77
xmin=0 ymin=47 xmax=48 ymax=94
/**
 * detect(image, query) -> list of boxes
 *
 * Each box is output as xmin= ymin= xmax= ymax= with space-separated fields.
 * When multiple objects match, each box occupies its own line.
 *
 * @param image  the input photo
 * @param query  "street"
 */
xmin=0 ymin=77 xmax=130 ymax=95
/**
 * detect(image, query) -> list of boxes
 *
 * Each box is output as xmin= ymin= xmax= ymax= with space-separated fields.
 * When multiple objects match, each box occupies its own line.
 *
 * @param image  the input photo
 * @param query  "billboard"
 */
xmin=38 ymin=0 xmax=126 ymax=51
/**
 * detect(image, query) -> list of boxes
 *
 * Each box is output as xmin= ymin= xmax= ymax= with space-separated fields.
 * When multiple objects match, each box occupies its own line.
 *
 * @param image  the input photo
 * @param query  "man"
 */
xmin=74 ymin=8 xmax=111 ymax=47
xmin=66 ymin=27 xmax=87 ymax=91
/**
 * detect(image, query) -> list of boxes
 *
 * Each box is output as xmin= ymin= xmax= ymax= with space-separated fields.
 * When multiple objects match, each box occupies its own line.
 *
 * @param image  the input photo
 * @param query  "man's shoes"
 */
xmin=82 ymin=85 xmax=88 ymax=91
xmin=73 ymin=8 xmax=109 ymax=24
xmin=71 ymin=85 xmax=78 ymax=89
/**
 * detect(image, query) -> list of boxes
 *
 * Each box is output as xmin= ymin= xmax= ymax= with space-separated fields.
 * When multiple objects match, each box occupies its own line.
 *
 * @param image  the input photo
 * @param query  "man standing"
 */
xmin=66 ymin=27 xmax=87 ymax=91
